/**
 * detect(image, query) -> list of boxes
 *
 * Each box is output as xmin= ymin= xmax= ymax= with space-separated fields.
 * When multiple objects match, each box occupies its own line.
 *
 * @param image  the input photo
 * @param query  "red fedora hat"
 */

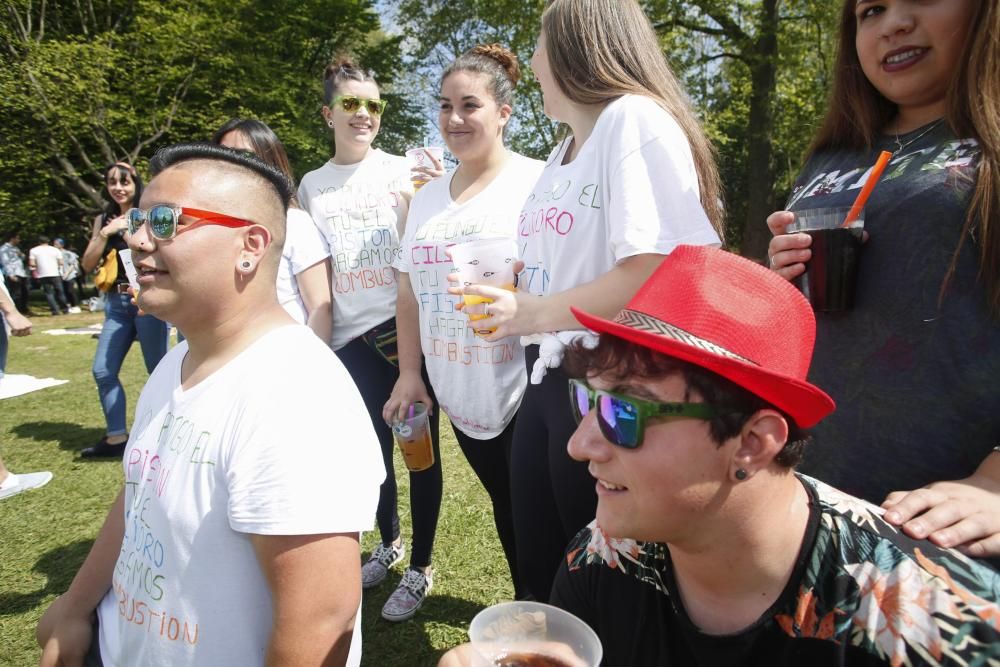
xmin=570 ymin=245 xmax=835 ymax=428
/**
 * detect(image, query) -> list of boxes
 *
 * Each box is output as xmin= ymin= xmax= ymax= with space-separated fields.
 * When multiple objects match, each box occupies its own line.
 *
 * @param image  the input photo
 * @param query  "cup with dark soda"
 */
xmin=789 ymin=206 xmax=865 ymax=312
xmin=469 ymin=601 xmax=602 ymax=667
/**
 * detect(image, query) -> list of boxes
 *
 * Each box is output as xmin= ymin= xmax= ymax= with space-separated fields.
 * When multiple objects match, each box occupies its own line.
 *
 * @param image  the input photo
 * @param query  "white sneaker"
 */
xmin=0 ymin=471 xmax=53 ymax=500
xmin=67 ymin=306 xmax=82 ymax=314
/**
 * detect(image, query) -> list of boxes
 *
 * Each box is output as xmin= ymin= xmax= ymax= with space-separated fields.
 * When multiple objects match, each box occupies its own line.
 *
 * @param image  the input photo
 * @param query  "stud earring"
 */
xmin=735 ymin=468 xmax=748 ymax=481
xmin=241 ymin=260 xmax=252 ymax=269
xmin=327 ymin=120 xmax=334 ymax=128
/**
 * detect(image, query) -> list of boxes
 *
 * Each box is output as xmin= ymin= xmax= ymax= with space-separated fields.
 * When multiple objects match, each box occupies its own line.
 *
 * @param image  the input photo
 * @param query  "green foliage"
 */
xmin=0 ymin=0 xmax=424 ymax=247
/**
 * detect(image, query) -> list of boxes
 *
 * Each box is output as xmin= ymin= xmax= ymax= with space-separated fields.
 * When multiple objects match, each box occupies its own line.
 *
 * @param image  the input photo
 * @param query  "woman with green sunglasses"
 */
xmin=297 ymin=56 xmax=444 ymax=620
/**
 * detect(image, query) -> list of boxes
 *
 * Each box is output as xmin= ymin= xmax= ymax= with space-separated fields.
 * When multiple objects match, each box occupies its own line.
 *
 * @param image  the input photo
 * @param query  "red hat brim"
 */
xmin=571 ymin=306 xmax=835 ymax=429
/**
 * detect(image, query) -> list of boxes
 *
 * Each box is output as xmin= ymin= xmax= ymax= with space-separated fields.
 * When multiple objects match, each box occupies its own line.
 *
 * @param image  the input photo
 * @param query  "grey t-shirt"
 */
xmin=787 ymin=122 xmax=998 ymax=504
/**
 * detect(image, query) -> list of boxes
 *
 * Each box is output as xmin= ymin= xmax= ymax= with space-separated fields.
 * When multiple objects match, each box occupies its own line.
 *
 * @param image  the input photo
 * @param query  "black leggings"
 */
xmin=452 ymin=417 xmax=527 ymax=599
xmin=510 ymin=345 xmax=597 ymax=602
xmin=335 ymin=323 xmax=442 ymax=568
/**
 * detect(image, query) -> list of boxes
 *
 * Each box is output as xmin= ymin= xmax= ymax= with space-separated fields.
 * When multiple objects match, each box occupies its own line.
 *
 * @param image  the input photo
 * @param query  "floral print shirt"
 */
xmin=550 ymin=475 xmax=1000 ymax=666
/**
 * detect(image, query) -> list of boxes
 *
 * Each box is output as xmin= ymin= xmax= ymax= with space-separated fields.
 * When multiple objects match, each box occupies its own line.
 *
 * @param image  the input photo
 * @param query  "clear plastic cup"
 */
xmin=469 ymin=601 xmax=602 ymax=667
xmin=788 ymin=206 xmax=865 ymax=312
xmin=390 ymin=402 xmax=434 ymax=472
xmin=406 ymin=146 xmax=445 ymax=190
xmin=449 ymin=238 xmax=518 ymax=333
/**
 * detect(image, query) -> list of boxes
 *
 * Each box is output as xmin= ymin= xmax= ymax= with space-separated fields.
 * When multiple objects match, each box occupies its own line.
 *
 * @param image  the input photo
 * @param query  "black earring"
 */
xmin=241 ymin=261 xmax=251 ymax=269
xmin=735 ymin=468 xmax=748 ymax=481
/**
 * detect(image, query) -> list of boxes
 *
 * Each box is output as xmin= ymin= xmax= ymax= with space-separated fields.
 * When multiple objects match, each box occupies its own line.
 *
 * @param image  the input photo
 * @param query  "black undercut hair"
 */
xmin=149 ymin=142 xmax=293 ymax=211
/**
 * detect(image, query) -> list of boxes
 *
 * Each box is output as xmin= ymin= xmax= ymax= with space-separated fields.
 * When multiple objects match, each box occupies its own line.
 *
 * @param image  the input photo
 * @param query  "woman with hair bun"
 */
xmin=454 ymin=0 xmax=726 ymax=602
xmin=80 ymin=162 xmax=170 ymax=458
xmin=385 ymin=43 xmax=544 ymax=611
xmin=297 ymin=57 xmax=444 ymax=619
xmin=213 ymin=118 xmax=333 ymax=344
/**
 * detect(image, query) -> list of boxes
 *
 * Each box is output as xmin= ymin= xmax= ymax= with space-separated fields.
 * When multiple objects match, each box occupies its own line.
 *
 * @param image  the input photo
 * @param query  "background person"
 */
xmin=53 ymin=238 xmax=81 ymax=312
xmin=212 ymin=118 xmax=333 ymax=344
xmin=297 ymin=57 xmax=443 ymax=620
xmin=766 ymin=0 xmax=1000 ymax=557
xmin=35 ymin=142 xmax=385 ymax=667
xmin=28 ymin=235 xmax=68 ymax=315
xmin=79 ymin=162 xmax=169 ymax=458
xmin=454 ymin=0 xmax=725 ymax=602
xmin=0 ymin=233 xmax=30 ymax=313
xmin=386 ymin=44 xmax=544 ymax=605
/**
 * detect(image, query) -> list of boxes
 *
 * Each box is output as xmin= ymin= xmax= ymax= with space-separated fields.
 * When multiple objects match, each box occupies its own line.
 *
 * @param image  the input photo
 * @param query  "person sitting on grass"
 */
xmin=36 ymin=143 xmax=385 ymax=666
xmin=442 ymin=245 xmax=1000 ymax=666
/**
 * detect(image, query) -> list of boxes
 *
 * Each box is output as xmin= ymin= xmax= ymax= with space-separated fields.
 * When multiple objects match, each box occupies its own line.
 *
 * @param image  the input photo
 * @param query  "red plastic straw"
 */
xmin=842 ymin=150 xmax=892 ymax=227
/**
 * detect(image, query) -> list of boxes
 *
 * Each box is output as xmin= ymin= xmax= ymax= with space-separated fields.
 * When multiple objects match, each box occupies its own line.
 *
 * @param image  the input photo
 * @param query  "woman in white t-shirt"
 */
xmin=454 ymin=0 xmax=726 ymax=602
xmin=386 ymin=44 xmax=544 ymax=606
xmin=297 ymin=58 xmax=444 ymax=622
xmin=213 ymin=118 xmax=333 ymax=343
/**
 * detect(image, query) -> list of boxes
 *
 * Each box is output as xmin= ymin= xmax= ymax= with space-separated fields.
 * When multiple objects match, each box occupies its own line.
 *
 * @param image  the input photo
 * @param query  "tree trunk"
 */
xmin=740 ymin=0 xmax=779 ymax=261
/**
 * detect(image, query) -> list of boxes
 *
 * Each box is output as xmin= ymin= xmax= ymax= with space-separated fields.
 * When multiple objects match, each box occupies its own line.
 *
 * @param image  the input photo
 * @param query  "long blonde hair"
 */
xmin=541 ymin=0 xmax=724 ymax=238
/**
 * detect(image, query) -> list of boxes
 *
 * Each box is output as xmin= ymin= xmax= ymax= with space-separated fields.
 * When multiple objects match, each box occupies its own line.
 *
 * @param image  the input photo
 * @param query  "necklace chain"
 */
xmin=893 ymin=119 xmax=945 ymax=155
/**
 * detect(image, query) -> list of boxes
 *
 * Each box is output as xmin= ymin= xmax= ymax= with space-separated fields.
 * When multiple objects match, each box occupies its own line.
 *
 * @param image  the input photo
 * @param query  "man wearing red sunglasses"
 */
xmin=550 ymin=246 xmax=1000 ymax=665
xmin=36 ymin=143 xmax=385 ymax=667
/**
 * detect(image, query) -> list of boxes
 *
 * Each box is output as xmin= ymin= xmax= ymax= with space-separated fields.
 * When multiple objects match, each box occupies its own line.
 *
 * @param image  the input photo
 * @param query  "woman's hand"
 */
xmin=411 ymin=149 xmax=446 ymax=188
xmin=766 ymin=211 xmax=812 ymax=282
xmin=882 ymin=472 xmax=1000 ymax=558
xmin=446 ymin=258 xmax=534 ymax=341
xmin=6 ymin=311 xmax=31 ymax=336
xmin=101 ymin=215 xmax=129 ymax=240
xmin=382 ymin=372 xmax=434 ymax=425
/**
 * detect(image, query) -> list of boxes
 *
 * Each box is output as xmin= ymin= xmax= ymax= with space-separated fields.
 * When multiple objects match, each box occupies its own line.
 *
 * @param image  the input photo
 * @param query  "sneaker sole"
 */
xmin=380 ymin=595 xmax=426 ymax=622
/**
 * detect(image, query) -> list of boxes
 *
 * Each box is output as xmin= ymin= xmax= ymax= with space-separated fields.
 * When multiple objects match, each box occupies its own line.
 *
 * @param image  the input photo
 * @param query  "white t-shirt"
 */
xmin=519 ymin=94 xmax=720 ymax=309
xmin=396 ymin=152 xmax=544 ymax=438
xmin=276 ymin=208 xmax=330 ymax=324
xmin=29 ymin=244 xmax=63 ymax=278
xmin=96 ymin=325 xmax=385 ymax=667
xmin=298 ymin=149 xmax=413 ymax=350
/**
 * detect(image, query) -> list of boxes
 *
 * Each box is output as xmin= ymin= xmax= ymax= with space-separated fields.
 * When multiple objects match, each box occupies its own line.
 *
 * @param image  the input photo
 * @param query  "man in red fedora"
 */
xmin=546 ymin=245 xmax=1000 ymax=665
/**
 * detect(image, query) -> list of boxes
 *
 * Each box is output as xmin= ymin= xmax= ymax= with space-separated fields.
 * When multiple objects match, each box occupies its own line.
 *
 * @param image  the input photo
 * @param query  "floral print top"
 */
xmin=550 ymin=475 xmax=1000 ymax=666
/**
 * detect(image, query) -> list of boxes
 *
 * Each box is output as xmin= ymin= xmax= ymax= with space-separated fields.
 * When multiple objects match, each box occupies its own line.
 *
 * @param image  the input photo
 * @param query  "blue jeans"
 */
xmin=92 ymin=292 xmax=169 ymax=436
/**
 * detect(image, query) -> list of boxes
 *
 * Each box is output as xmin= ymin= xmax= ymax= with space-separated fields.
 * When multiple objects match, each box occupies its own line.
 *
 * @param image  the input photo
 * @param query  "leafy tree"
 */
xmin=651 ymin=0 xmax=838 ymax=256
xmin=0 ymin=0 xmax=423 ymax=247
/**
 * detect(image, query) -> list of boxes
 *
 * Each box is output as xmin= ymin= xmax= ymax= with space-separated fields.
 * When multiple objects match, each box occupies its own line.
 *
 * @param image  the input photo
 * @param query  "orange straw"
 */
xmin=842 ymin=150 xmax=892 ymax=227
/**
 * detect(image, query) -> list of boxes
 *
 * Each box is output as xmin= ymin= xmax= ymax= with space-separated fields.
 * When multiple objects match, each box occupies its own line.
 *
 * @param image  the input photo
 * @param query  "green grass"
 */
xmin=0 ymin=303 xmax=510 ymax=666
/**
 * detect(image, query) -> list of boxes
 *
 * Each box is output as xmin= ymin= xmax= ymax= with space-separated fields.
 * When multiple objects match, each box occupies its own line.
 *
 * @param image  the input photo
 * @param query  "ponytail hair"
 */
xmin=442 ymin=43 xmax=521 ymax=110
xmin=323 ymin=55 xmax=379 ymax=104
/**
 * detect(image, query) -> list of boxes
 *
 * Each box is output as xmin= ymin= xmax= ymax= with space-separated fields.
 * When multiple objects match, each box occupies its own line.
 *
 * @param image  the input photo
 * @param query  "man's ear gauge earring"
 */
xmin=241 ymin=260 xmax=252 ymax=270
xmin=735 ymin=468 xmax=748 ymax=481
xmin=327 ymin=120 xmax=334 ymax=128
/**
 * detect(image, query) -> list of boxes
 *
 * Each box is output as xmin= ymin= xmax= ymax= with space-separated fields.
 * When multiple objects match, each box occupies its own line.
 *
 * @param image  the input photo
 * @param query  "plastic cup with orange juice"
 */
xmin=390 ymin=402 xmax=434 ymax=472
xmin=406 ymin=147 xmax=445 ymax=190
xmin=449 ymin=238 xmax=519 ymax=334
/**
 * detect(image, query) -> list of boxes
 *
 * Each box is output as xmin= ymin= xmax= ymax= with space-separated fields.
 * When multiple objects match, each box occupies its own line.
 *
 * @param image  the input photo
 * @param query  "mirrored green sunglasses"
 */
xmin=569 ymin=378 xmax=725 ymax=448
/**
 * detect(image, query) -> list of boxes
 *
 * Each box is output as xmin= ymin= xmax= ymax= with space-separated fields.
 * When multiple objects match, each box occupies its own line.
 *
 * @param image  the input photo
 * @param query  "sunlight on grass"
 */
xmin=0 ymin=308 xmax=511 ymax=666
